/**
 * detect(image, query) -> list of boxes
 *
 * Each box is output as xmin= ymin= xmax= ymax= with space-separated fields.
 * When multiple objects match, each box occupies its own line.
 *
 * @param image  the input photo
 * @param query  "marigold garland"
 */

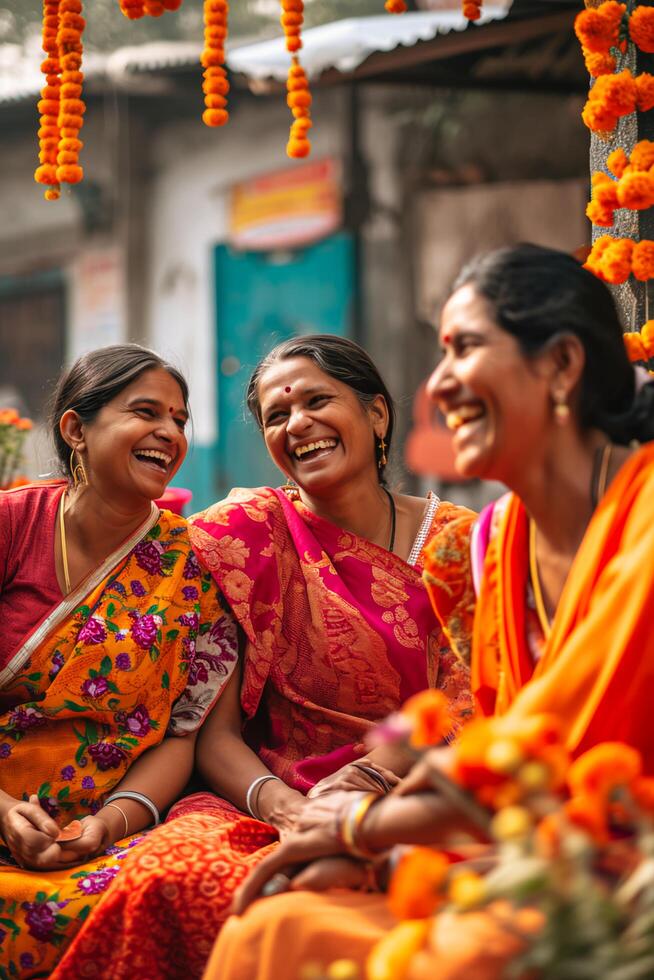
xmin=201 ymin=0 xmax=229 ymax=128
xmin=118 ymin=0 xmax=180 ymax=18
xmin=34 ymin=0 xmax=62 ymax=201
xmin=623 ymin=320 xmax=654 ymax=362
xmin=279 ymin=0 xmax=312 ymax=158
xmin=118 ymin=0 xmax=145 ymax=17
xmin=579 ymin=67 xmax=654 ymax=135
xmin=586 ymin=141 xmax=654 ymax=227
xmin=385 ymin=0 xmax=408 ymax=12
xmin=629 ymin=4 xmax=654 ymax=53
xmin=56 ymin=0 xmax=86 ymax=187
xmin=574 ymin=1 xmax=626 ymax=55
xmin=584 ymin=235 xmax=654 ymax=283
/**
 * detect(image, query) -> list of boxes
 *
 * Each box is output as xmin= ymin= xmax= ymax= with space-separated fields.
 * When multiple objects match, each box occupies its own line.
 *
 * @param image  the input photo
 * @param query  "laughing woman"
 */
xmin=204 ymin=244 xmax=654 ymax=980
xmin=51 ymin=336 xmax=474 ymax=980
xmin=0 ymin=346 xmax=237 ymax=977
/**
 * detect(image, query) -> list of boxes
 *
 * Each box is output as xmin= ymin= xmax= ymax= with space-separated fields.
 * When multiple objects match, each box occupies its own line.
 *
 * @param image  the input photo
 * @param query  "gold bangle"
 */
xmin=103 ymin=802 xmax=130 ymax=839
xmin=340 ymin=793 xmax=379 ymax=860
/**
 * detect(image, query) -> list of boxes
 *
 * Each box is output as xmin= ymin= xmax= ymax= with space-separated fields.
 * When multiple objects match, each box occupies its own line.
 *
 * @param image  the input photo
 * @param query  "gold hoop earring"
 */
xmin=69 ymin=447 xmax=88 ymax=487
xmin=378 ymin=436 xmax=388 ymax=469
xmin=552 ymin=392 xmax=570 ymax=426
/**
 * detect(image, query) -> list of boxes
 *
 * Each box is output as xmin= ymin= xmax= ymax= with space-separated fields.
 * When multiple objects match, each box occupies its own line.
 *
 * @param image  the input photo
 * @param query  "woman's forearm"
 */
xmin=360 ymin=791 xmax=482 ymax=851
xmin=95 ymin=734 xmax=198 ymax=841
xmin=197 ymin=729 xmax=303 ymax=822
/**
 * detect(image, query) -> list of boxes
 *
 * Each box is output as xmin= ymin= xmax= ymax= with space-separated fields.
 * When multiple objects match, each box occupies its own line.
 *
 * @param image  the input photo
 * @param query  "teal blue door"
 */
xmin=211 ymin=232 xmax=354 ymax=498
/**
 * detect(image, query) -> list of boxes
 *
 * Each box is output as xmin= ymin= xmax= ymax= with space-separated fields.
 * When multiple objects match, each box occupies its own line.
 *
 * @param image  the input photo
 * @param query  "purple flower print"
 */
xmin=182 ymin=637 xmax=196 ymax=657
xmin=22 ymin=900 xmax=68 ymax=942
xmin=183 ymin=553 xmax=200 ymax=580
xmin=131 ymin=580 xmax=146 ymax=598
xmin=115 ymin=652 xmax=131 ymax=670
xmin=60 ymin=765 xmax=75 ymax=781
xmin=134 ymin=539 xmax=164 ymax=575
xmin=114 ymin=630 xmax=128 ymax=643
xmin=188 ymin=662 xmax=209 ymax=687
xmin=178 ymin=612 xmax=199 ymax=630
xmin=82 ymin=775 xmax=95 ymax=790
xmin=77 ymin=616 xmax=107 ymax=645
xmin=113 ymin=581 xmax=126 ymax=596
xmin=0 ymin=743 xmax=11 ymax=758
xmin=20 ymin=953 xmax=34 ymax=970
xmin=130 ymin=614 xmax=162 ymax=650
xmin=124 ymin=705 xmax=151 ymax=738
xmin=0 ymin=927 xmax=6 ymax=945
xmin=88 ymin=741 xmax=127 ymax=771
xmin=76 ymin=866 xmax=120 ymax=895
xmin=9 ymin=706 xmax=45 ymax=731
xmin=182 ymin=585 xmax=198 ymax=601
xmin=49 ymin=651 xmax=65 ymax=677
xmin=82 ymin=676 xmax=109 ymax=699
xmin=39 ymin=797 xmax=59 ymax=819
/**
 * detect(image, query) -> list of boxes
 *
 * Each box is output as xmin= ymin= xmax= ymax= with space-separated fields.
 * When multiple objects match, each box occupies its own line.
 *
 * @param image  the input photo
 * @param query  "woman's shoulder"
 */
xmin=1 ymin=480 xmax=65 ymax=518
xmin=189 ymin=486 xmax=281 ymax=529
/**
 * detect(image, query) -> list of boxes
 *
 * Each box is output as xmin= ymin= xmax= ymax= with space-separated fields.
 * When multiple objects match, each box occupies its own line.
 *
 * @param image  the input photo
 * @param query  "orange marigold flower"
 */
xmin=632 ymin=240 xmax=654 ymax=281
xmin=463 ymin=2 xmax=482 ymax=19
xmin=575 ymin=2 xmax=625 ymax=54
xmin=630 ymin=139 xmax=654 ymax=171
xmin=568 ymin=742 xmax=642 ymax=799
xmin=386 ymin=0 xmax=408 ymax=11
xmin=565 ymin=794 xmax=608 ymax=845
xmin=584 ymin=48 xmax=616 ymax=76
xmin=583 ymin=233 xmax=614 ymax=278
xmin=401 ymin=690 xmax=454 ymax=748
xmin=594 ymin=68 xmax=637 ymax=115
xmin=607 ymin=146 xmax=629 ymax=177
xmin=600 ymin=237 xmax=634 ymax=283
xmin=636 ymin=72 xmax=654 ymax=111
xmin=452 ymin=718 xmax=504 ymax=790
xmin=642 ymin=319 xmax=654 ymax=356
xmin=582 ymin=99 xmax=618 ymax=134
xmin=388 ymin=848 xmax=449 ymax=920
xmin=623 ymin=332 xmax=648 ymax=362
xmin=617 ymin=171 xmax=654 ymax=209
xmin=629 ymin=4 xmax=654 ymax=53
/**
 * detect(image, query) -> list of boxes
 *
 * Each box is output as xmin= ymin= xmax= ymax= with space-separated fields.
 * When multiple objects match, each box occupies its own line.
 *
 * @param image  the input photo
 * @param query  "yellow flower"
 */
xmin=327 ymin=960 xmax=361 ymax=980
xmin=448 ymin=870 xmax=487 ymax=910
xmin=366 ymin=920 xmax=430 ymax=980
xmin=485 ymin=738 xmax=525 ymax=775
xmin=491 ymin=805 xmax=532 ymax=841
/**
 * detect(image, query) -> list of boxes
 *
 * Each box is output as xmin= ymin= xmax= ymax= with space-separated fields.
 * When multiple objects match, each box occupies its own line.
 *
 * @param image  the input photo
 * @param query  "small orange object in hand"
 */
xmin=57 ymin=819 xmax=84 ymax=842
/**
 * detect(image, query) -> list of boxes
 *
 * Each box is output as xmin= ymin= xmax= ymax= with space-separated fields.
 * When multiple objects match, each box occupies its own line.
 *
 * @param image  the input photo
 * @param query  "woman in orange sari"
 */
xmin=204 ymin=244 xmax=654 ymax=980
xmin=52 ymin=336 xmax=474 ymax=980
xmin=0 ymin=345 xmax=236 ymax=977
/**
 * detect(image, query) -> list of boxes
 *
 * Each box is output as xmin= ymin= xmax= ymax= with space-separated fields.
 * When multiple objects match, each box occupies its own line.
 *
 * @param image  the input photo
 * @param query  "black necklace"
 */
xmin=382 ymin=486 xmax=396 ymax=553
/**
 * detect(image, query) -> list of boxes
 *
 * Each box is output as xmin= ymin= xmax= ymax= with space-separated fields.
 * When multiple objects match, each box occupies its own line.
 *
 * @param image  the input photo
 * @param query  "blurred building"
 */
xmin=0 ymin=0 xmax=588 ymax=506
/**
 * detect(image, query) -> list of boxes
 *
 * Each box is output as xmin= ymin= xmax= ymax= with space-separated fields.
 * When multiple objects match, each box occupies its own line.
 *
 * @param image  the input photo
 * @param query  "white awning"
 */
xmin=226 ymin=8 xmax=511 ymax=82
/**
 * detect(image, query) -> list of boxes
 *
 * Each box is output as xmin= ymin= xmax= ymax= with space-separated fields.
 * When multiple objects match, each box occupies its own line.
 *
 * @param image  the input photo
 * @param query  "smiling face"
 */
xmin=426 ymin=284 xmax=554 ymax=484
xmin=256 ymin=356 xmax=387 ymax=497
xmin=71 ymin=367 xmax=188 ymax=507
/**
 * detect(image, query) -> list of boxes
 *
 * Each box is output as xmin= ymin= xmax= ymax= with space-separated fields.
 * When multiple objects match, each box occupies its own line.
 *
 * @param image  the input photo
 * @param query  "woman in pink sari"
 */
xmin=53 ymin=335 xmax=473 ymax=980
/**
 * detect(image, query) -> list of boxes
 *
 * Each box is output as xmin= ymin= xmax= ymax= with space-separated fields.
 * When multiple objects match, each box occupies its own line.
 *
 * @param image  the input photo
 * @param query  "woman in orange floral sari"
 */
xmin=52 ymin=336 xmax=474 ymax=980
xmin=203 ymin=245 xmax=654 ymax=980
xmin=0 ymin=346 xmax=236 ymax=978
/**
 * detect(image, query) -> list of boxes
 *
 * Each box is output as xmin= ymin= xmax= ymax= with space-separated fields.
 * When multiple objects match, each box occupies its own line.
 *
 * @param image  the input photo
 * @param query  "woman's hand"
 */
xmin=394 ymin=746 xmax=454 ymax=797
xmin=1 ymin=796 xmax=111 ymax=871
xmin=278 ymin=856 xmax=377 ymax=895
xmin=308 ymin=759 xmax=399 ymax=799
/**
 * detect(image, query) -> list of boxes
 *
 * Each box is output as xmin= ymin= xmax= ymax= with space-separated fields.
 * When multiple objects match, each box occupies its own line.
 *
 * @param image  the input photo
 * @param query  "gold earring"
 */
xmin=69 ymin=447 xmax=88 ymax=487
xmin=378 ymin=436 xmax=388 ymax=469
xmin=282 ymin=476 xmax=297 ymax=496
xmin=553 ymin=392 xmax=570 ymax=425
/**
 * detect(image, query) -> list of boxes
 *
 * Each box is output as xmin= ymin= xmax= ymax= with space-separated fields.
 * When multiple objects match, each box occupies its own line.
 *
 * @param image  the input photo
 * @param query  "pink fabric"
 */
xmin=0 ymin=481 xmax=65 ymax=666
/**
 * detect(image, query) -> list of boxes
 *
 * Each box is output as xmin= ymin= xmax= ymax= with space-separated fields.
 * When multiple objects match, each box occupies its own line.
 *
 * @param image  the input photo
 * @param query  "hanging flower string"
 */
xmin=118 ymin=0 xmax=181 ymax=19
xmin=624 ymin=321 xmax=654 ymax=363
xmin=118 ymin=0 xmax=145 ymax=18
xmin=385 ymin=0 xmax=408 ymax=13
xmin=201 ymin=0 xmax=229 ymax=128
xmin=586 ymin=140 xmax=654 ymax=226
xmin=280 ymin=0 xmax=312 ymax=159
xmin=35 ymin=0 xmax=62 ymax=201
xmin=584 ymin=235 xmax=654 ymax=284
xmin=56 ymin=0 xmax=86 ymax=188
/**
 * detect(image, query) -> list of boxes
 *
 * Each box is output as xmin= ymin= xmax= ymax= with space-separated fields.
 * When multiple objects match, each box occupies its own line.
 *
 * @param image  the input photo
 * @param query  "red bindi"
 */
xmin=284 ymin=386 xmax=292 ymax=393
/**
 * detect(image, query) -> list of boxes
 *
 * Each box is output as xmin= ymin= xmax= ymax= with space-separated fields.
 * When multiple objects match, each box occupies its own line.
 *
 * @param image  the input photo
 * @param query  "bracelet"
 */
xmin=246 ymin=775 xmax=283 ymax=820
xmin=340 ymin=792 xmax=379 ymax=860
xmin=351 ymin=763 xmax=393 ymax=794
xmin=104 ymin=791 xmax=160 ymax=828
xmin=103 ymin=802 xmax=130 ymax=839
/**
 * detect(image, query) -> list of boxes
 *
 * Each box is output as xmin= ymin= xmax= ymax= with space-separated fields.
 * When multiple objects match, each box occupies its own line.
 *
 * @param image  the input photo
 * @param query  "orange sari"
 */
xmin=0 ymin=493 xmax=235 ymax=978
xmin=202 ymin=443 xmax=654 ymax=980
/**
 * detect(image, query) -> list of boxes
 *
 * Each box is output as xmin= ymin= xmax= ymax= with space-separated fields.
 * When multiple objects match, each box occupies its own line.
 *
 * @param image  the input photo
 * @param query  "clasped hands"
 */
xmin=0 ymin=794 xmax=110 ymax=871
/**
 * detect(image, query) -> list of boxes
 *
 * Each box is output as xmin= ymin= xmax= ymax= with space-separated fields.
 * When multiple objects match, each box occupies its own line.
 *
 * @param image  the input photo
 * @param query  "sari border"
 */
xmin=0 ymin=502 xmax=160 ymax=691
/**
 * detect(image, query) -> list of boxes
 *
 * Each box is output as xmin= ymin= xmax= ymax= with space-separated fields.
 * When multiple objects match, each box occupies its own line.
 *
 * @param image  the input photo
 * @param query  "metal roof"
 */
xmin=226 ymin=8 xmax=511 ymax=82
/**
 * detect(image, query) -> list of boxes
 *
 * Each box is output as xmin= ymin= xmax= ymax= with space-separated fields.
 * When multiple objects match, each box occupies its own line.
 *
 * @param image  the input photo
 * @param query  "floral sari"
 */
xmin=52 ymin=487 xmax=473 ymax=980
xmin=201 ymin=443 xmax=654 ymax=980
xmin=0 ymin=494 xmax=236 ymax=978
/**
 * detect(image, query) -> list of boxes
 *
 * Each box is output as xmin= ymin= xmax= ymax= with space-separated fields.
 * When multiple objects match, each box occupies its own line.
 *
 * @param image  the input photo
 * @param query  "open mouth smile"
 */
xmin=133 ymin=448 xmax=173 ymax=474
xmin=445 ymin=404 xmax=486 ymax=433
xmin=292 ymin=438 xmax=338 ymax=463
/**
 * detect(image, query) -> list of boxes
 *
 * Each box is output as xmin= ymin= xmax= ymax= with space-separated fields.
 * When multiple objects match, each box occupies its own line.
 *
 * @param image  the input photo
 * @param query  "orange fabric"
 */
xmin=202 ymin=892 xmax=541 ymax=980
xmin=471 ymin=442 xmax=654 ymax=769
